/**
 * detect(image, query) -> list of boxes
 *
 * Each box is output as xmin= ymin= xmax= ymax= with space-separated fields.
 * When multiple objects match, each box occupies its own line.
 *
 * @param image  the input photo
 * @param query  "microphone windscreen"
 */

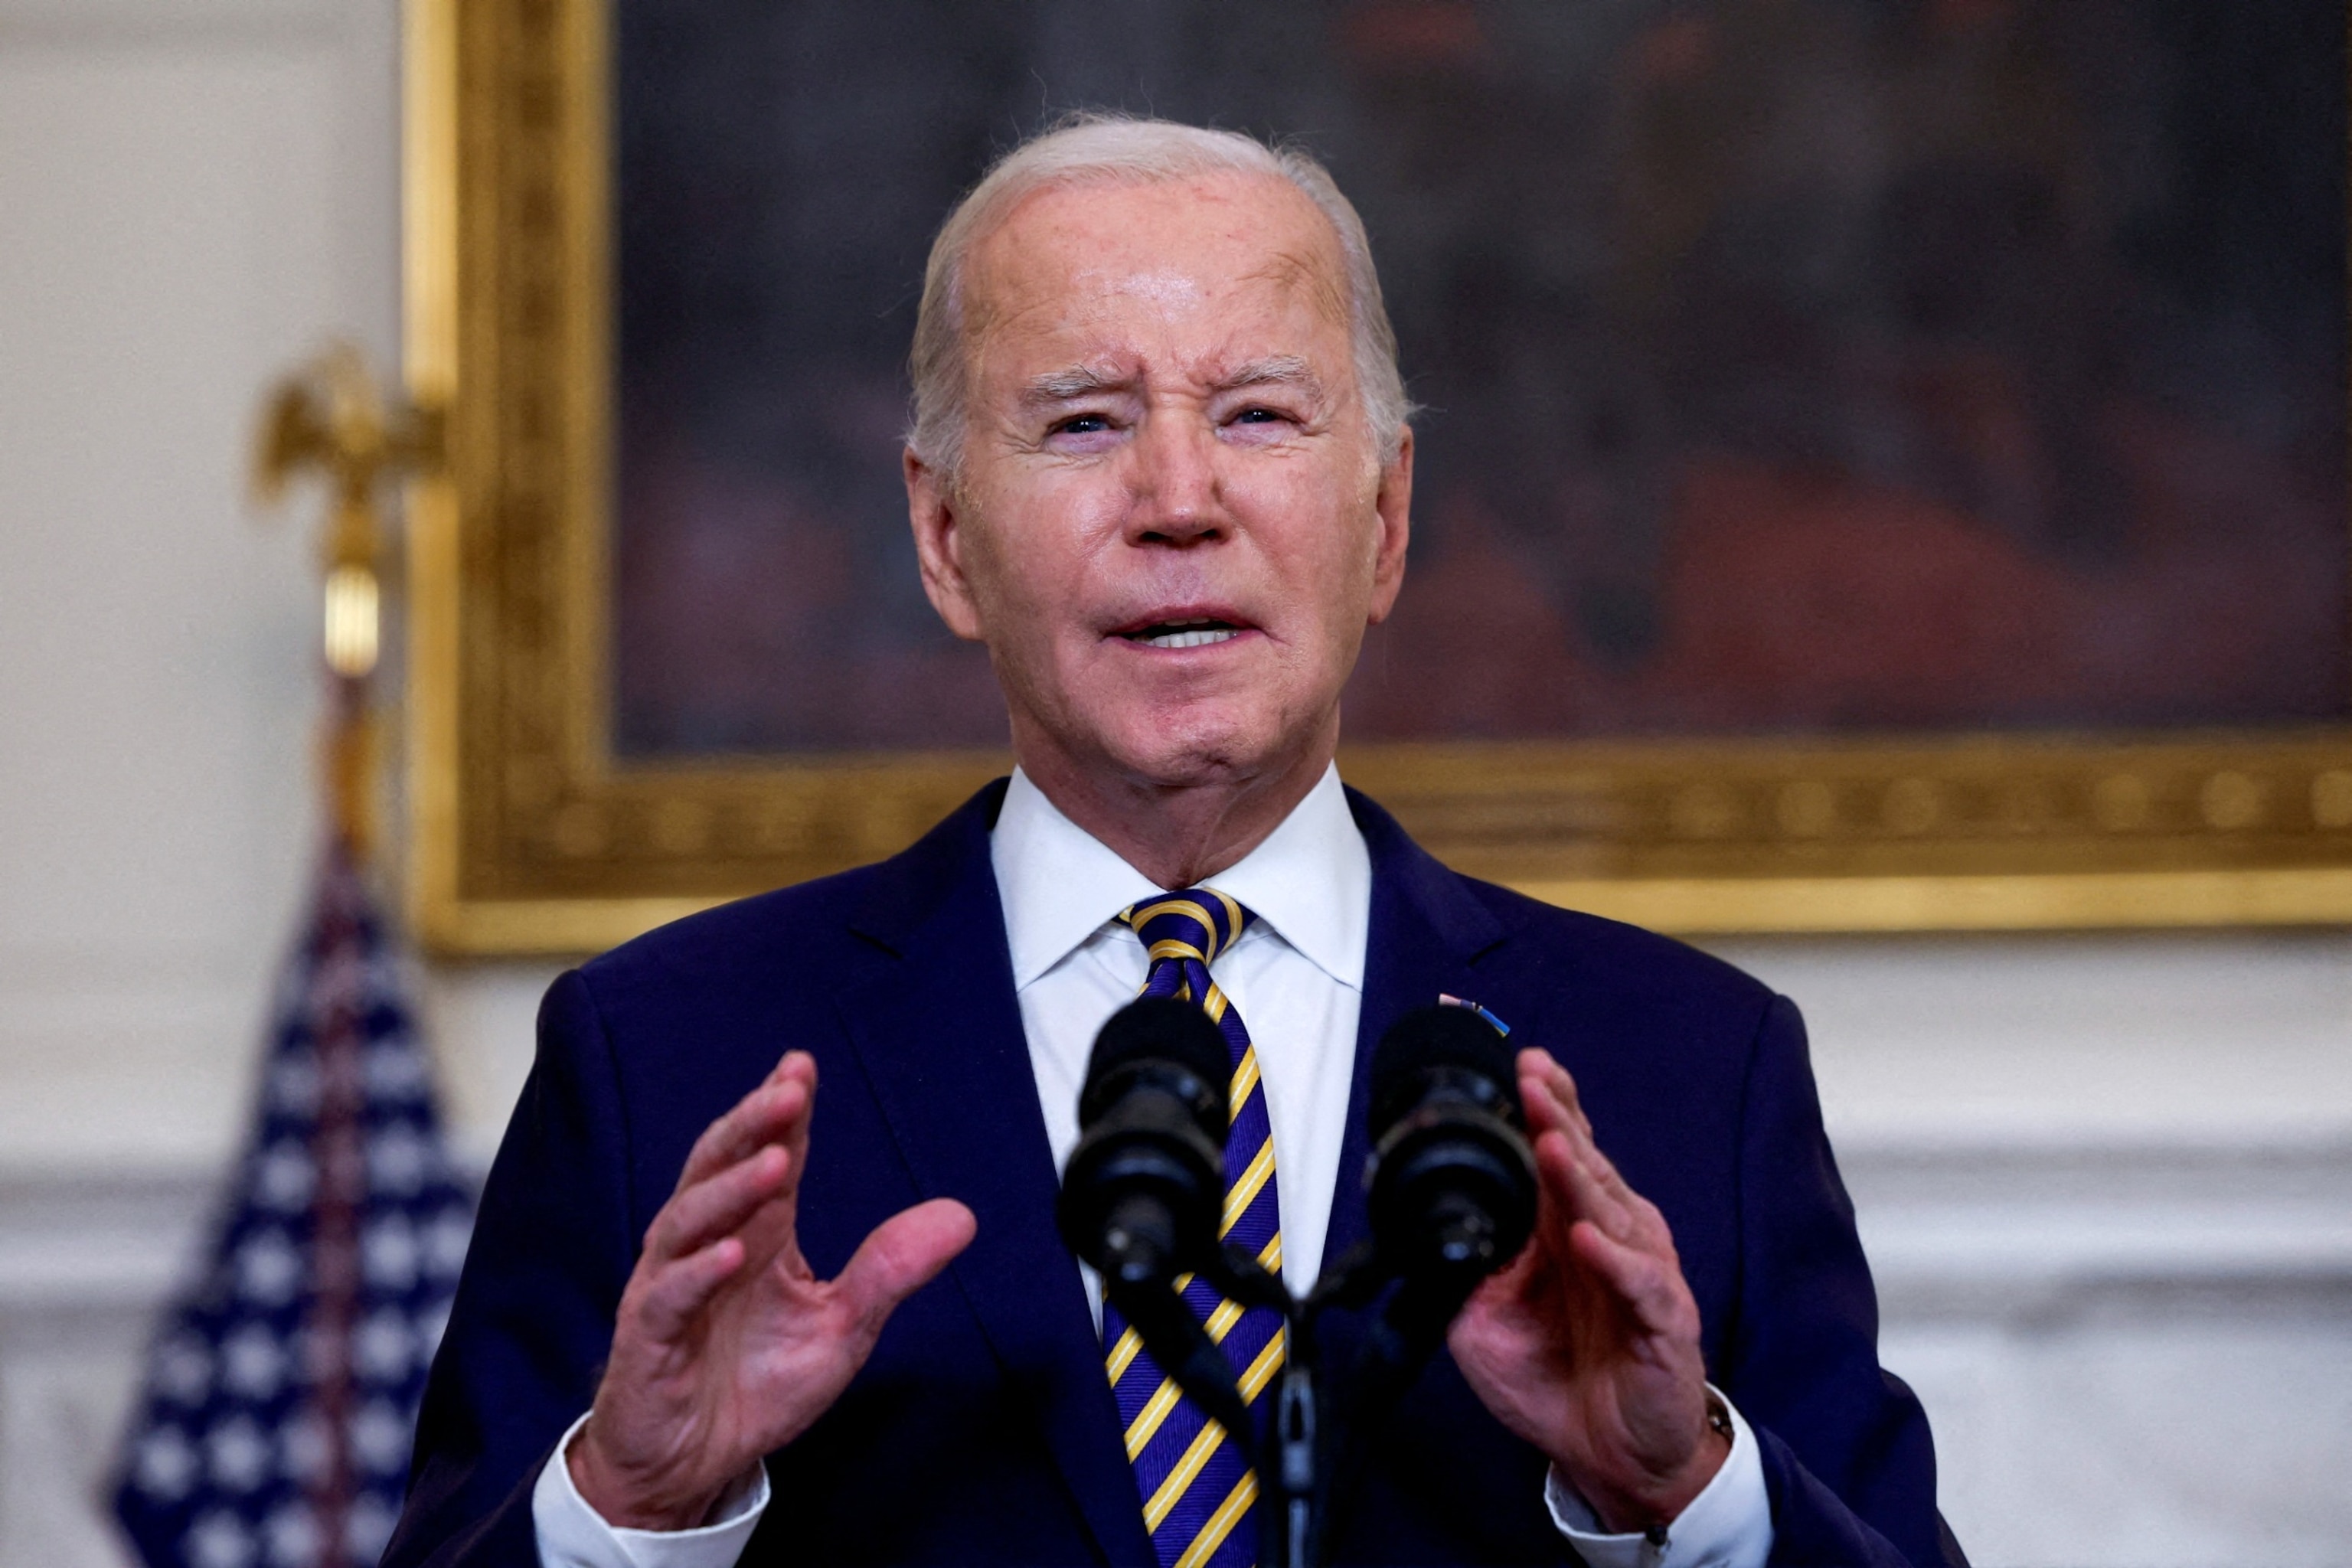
xmin=1080 ymin=997 xmax=1231 ymax=1119
xmin=1369 ymin=1004 xmax=1519 ymax=1137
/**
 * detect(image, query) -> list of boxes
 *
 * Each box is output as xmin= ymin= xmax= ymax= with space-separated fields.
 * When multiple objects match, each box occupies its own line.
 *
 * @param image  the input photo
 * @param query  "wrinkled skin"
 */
xmin=905 ymin=171 xmax=1411 ymax=889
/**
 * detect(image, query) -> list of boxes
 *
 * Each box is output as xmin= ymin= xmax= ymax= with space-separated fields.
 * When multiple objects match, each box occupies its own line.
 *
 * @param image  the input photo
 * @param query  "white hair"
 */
xmin=906 ymin=113 xmax=1411 ymax=475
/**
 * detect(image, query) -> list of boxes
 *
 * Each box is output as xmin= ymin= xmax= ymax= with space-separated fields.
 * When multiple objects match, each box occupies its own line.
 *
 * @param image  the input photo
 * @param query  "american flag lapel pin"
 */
xmin=1436 ymin=993 xmax=1511 ymax=1036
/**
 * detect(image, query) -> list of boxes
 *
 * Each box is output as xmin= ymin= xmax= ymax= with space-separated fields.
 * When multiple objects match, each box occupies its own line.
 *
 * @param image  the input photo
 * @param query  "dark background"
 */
xmin=610 ymin=0 xmax=2347 ymax=756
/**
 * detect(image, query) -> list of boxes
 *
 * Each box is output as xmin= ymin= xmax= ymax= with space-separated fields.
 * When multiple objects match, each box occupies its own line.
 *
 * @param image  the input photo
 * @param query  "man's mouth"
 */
xmin=1120 ymin=616 xmax=1246 ymax=650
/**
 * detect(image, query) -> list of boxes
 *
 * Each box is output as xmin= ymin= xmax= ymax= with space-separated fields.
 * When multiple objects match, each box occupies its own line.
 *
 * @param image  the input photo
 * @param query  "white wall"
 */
xmin=0 ymin=4 xmax=398 ymax=1564
xmin=0 ymin=0 xmax=395 ymax=1178
xmin=0 ymin=5 xmax=2344 ymax=1565
xmin=1713 ymin=937 xmax=2352 ymax=1566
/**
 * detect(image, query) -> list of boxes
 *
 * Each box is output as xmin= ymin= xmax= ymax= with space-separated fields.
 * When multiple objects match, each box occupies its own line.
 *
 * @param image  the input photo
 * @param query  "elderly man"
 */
xmin=388 ymin=117 xmax=1959 ymax=1568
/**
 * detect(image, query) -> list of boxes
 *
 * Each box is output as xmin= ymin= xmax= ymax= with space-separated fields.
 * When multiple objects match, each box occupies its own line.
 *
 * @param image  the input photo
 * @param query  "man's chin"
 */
xmin=1009 ymin=686 xmax=1334 ymax=796
xmin=1094 ymin=712 xmax=1318 ymax=794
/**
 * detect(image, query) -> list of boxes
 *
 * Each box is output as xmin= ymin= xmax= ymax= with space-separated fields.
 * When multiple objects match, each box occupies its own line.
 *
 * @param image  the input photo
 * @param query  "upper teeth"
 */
xmin=1135 ymin=619 xmax=1240 ymax=649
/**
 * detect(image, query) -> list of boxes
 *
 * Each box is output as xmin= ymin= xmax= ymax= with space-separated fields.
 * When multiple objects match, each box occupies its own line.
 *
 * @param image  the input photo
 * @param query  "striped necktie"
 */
xmin=1103 ymin=888 xmax=1284 ymax=1568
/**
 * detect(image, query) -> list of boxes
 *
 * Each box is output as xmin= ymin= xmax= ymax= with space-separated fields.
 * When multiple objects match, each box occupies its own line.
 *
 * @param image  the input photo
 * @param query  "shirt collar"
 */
xmin=991 ymin=763 xmax=1369 ymax=992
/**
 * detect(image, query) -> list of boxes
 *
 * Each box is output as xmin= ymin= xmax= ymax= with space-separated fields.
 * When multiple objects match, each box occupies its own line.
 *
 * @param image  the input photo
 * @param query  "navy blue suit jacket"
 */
xmin=389 ymin=784 xmax=1963 ymax=1566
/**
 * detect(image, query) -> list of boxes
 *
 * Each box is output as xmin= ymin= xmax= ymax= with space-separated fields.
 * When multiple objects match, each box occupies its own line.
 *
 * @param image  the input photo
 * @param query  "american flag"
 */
xmin=112 ymin=845 xmax=473 ymax=1568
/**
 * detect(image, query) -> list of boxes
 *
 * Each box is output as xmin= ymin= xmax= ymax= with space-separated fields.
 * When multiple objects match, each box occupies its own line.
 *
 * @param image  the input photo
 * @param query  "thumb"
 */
xmin=835 ymin=1197 xmax=977 ymax=1331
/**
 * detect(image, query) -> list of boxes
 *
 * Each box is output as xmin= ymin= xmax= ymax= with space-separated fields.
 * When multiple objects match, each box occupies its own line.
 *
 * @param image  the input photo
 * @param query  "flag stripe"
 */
xmin=110 ymin=844 xmax=475 ymax=1568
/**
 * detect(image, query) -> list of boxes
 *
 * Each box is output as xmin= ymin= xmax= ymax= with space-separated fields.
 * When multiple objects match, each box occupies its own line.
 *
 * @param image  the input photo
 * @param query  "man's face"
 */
xmin=906 ymin=172 xmax=1411 ymax=793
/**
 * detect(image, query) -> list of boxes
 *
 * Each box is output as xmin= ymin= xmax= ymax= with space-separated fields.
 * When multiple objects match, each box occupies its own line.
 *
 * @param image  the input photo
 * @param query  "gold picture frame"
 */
xmin=401 ymin=0 xmax=2352 ymax=957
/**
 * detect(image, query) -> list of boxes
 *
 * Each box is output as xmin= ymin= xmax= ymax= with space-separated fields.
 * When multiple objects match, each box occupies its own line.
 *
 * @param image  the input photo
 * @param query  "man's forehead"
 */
xmin=962 ymin=173 xmax=1351 ymax=338
xmin=1014 ymin=351 xmax=1326 ymax=409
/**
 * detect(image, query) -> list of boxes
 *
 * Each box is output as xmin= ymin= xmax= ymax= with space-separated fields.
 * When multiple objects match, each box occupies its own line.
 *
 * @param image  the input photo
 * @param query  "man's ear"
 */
xmin=1365 ymin=426 xmax=1413 ymax=626
xmin=905 ymin=446 xmax=986 ymax=642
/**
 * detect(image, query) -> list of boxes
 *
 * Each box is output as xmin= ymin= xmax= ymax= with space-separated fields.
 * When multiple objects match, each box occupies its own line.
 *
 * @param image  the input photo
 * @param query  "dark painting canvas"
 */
xmin=609 ymin=0 xmax=2347 ymax=757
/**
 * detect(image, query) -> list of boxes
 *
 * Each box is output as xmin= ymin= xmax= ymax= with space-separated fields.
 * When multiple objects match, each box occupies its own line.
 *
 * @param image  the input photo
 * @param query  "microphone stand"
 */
xmin=1076 ymin=1001 xmax=1533 ymax=1567
xmin=1113 ymin=1243 xmax=1478 ymax=1568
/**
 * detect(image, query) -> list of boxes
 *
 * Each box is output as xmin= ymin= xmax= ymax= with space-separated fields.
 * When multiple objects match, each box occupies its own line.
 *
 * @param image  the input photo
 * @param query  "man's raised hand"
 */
xmin=1447 ymin=1048 xmax=1728 ymax=1534
xmin=567 ymin=1051 xmax=977 ymax=1530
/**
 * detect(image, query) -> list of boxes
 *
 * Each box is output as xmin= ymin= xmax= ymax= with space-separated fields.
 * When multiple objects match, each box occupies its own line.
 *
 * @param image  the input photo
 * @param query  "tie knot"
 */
xmin=1122 ymin=887 xmax=1250 ymax=967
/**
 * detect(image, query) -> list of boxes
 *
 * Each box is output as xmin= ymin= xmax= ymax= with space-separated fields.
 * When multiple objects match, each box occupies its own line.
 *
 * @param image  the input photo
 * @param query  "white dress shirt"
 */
xmin=532 ymin=766 xmax=1770 ymax=1566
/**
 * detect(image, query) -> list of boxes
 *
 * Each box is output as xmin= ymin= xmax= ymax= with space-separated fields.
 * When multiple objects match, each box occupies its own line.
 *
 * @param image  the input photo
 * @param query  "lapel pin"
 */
xmin=1436 ymin=994 xmax=1510 ymax=1037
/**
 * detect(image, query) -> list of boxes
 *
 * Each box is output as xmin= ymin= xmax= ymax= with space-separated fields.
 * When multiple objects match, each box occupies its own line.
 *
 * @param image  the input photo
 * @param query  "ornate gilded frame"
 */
xmin=402 ymin=0 xmax=2352 ymax=956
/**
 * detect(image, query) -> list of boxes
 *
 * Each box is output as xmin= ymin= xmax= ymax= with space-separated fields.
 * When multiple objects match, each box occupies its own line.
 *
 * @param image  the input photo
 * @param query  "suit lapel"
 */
xmin=835 ymin=788 xmax=1154 ymax=1567
xmin=1325 ymin=790 xmax=1513 ymax=1263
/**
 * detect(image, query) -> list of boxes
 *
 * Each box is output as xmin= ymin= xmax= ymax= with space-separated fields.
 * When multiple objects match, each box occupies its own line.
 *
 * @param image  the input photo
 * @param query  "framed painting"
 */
xmin=403 ymin=0 xmax=2352 ymax=956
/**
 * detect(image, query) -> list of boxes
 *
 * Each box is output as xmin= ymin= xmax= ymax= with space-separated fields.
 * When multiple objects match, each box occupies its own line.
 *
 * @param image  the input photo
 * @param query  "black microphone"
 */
xmin=1365 ymin=1004 xmax=1537 ymax=1285
xmin=1057 ymin=997 xmax=1232 ymax=1289
xmin=1305 ymin=1006 xmax=1540 ymax=1557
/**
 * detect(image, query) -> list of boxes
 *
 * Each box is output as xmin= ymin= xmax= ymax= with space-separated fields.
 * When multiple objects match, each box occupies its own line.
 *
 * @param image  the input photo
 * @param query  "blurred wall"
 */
xmin=0 ymin=3 xmax=2345 ymax=1566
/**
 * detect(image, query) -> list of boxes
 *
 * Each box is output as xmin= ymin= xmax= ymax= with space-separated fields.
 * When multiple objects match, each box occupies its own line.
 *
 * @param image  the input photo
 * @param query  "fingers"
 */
xmin=645 ymin=1054 xmax=818 ymax=1286
xmin=1524 ymin=1122 xmax=1694 ymax=1342
xmin=632 ymin=1236 xmax=749 ymax=1344
xmin=1521 ymin=1051 xmax=1658 ymax=1227
xmin=644 ymin=1142 xmax=792 ymax=1266
xmin=1517 ymin=1050 xmax=1677 ymax=1285
xmin=675 ymin=1052 xmax=817 ymax=1192
xmin=834 ymin=1198 xmax=978 ymax=1333
xmin=1566 ymin=1219 xmax=1691 ymax=1338
xmin=1529 ymin=1129 xmax=1637 ymax=1290
xmin=1518 ymin=1049 xmax=1592 ymax=1142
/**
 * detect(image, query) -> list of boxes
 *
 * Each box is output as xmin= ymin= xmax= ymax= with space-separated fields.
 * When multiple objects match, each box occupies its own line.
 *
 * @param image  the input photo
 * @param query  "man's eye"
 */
xmin=1233 ymin=407 xmax=1282 ymax=424
xmin=1052 ymin=414 xmax=1112 ymax=436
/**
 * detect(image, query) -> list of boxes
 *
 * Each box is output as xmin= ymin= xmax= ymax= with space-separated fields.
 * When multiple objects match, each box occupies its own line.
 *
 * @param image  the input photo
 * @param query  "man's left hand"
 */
xmin=1448 ymin=1048 xmax=1730 ymax=1534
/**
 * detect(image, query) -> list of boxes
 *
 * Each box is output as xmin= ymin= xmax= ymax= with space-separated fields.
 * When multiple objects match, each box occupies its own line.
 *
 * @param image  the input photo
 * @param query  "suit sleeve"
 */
xmin=384 ymin=969 xmax=642 ymax=1568
xmin=1725 ymin=995 xmax=1970 ymax=1568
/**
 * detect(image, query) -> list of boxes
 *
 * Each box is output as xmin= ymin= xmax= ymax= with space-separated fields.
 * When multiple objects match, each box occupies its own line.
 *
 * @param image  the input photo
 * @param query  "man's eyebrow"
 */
xmin=1015 ymin=356 xmax=1325 ymax=406
xmin=1018 ymin=365 xmax=1132 ymax=405
xmin=1213 ymin=355 xmax=1324 ymax=397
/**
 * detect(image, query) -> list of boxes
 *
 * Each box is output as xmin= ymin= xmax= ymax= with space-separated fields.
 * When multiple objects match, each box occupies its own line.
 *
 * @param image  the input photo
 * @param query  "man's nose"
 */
xmin=1125 ymin=410 xmax=1225 ymax=545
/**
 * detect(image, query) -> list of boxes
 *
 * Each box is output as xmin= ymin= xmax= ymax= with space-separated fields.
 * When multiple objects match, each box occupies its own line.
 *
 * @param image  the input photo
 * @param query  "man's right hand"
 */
xmin=567 ymin=1051 xmax=978 ymax=1530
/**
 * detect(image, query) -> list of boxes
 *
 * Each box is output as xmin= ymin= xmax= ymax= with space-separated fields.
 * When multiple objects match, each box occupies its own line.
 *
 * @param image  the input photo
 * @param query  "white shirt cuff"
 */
xmin=530 ymin=1411 xmax=771 ymax=1568
xmin=1542 ymin=1387 xmax=1772 ymax=1568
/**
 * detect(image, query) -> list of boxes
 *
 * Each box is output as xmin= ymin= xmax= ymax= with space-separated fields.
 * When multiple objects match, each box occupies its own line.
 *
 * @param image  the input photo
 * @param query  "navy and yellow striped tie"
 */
xmin=1104 ymin=888 xmax=1283 ymax=1568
